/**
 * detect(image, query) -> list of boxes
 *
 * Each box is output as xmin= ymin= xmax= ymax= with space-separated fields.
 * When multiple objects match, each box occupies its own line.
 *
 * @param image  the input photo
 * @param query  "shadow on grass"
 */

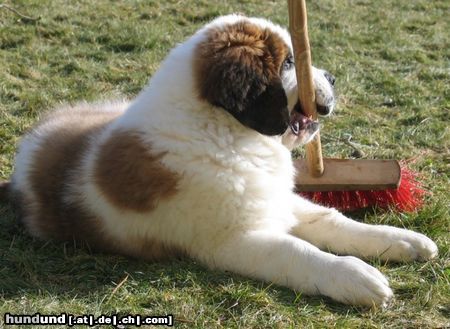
xmin=0 ymin=201 xmax=369 ymax=316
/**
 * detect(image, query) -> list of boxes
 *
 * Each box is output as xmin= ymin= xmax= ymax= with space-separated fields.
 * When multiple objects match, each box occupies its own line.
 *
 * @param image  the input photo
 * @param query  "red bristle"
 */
xmin=298 ymin=164 xmax=427 ymax=212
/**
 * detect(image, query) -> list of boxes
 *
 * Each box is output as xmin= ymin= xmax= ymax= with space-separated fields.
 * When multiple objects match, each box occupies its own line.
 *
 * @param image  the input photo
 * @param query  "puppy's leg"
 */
xmin=202 ymin=230 xmax=392 ymax=307
xmin=290 ymin=195 xmax=438 ymax=262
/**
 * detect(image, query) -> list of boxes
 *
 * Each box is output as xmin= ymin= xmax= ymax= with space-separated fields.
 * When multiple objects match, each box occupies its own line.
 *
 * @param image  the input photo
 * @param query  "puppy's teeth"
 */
xmin=290 ymin=122 xmax=299 ymax=135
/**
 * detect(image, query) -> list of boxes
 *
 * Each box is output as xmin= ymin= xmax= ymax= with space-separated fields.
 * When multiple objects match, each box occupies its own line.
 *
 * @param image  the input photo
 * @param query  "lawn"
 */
xmin=0 ymin=0 xmax=449 ymax=327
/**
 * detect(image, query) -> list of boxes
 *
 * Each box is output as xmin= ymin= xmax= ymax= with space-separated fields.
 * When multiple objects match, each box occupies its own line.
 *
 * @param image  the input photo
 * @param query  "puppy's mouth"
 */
xmin=288 ymin=102 xmax=319 ymax=136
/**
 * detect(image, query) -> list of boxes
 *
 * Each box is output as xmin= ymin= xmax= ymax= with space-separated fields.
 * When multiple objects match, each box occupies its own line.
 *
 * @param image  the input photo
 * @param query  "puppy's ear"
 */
xmin=194 ymin=22 xmax=290 ymax=136
xmin=200 ymin=56 xmax=265 ymax=114
xmin=198 ymin=58 xmax=289 ymax=136
xmin=235 ymin=77 xmax=290 ymax=136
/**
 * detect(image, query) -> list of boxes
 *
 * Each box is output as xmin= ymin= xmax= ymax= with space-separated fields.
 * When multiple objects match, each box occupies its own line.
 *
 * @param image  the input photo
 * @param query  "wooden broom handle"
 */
xmin=288 ymin=0 xmax=324 ymax=177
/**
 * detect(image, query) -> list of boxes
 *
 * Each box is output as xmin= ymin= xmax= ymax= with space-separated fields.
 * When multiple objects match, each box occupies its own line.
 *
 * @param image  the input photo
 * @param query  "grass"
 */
xmin=0 ymin=0 xmax=449 ymax=327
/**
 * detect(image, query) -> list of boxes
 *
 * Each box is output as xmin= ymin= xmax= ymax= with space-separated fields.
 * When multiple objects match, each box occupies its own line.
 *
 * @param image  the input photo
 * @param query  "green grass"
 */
xmin=1 ymin=0 xmax=449 ymax=327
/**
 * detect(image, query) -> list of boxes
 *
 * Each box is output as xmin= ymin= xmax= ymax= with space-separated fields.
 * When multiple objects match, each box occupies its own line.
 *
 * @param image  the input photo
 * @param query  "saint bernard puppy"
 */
xmin=3 ymin=15 xmax=437 ymax=307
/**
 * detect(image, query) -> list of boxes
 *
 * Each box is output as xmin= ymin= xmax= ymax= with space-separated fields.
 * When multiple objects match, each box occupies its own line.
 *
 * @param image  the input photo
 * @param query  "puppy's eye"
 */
xmin=324 ymin=71 xmax=336 ymax=86
xmin=282 ymin=55 xmax=294 ymax=71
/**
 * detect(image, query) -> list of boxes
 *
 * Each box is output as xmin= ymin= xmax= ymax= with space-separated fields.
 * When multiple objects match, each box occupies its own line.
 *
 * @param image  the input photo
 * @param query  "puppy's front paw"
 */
xmin=322 ymin=256 xmax=393 ymax=307
xmin=377 ymin=228 xmax=438 ymax=262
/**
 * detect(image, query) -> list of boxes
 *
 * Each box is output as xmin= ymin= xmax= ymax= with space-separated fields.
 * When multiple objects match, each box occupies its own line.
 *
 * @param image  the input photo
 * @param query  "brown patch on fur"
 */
xmin=19 ymin=109 xmax=182 ymax=261
xmin=26 ymin=110 xmax=121 ymax=244
xmin=94 ymin=130 xmax=180 ymax=212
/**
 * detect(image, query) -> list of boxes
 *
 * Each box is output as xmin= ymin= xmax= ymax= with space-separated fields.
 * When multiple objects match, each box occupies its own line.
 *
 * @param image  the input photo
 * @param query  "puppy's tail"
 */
xmin=0 ymin=180 xmax=11 ymax=202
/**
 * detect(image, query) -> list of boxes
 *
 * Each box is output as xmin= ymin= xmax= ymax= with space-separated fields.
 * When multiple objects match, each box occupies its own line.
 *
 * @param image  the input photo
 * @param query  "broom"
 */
xmin=288 ymin=0 xmax=426 ymax=212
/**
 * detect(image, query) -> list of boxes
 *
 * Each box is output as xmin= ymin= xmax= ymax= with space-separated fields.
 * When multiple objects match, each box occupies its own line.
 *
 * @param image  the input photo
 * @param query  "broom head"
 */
xmin=296 ymin=160 xmax=426 ymax=212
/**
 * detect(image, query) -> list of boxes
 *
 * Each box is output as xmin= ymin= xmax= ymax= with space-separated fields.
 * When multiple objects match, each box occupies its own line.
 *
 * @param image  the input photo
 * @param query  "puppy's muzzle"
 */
xmin=289 ymin=102 xmax=319 ymax=136
xmin=316 ymin=71 xmax=336 ymax=116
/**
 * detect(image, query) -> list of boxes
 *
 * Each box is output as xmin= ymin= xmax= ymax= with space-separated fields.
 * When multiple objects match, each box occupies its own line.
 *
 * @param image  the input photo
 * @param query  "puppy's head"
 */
xmin=193 ymin=15 xmax=335 ymax=147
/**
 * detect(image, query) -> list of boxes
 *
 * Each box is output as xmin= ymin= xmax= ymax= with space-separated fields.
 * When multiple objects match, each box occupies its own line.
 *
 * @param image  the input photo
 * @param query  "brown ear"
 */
xmin=200 ymin=54 xmax=266 ymax=114
xmin=194 ymin=22 xmax=290 ymax=136
xmin=235 ymin=77 xmax=290 ymax=136
xmin=198 ymin=57 xmax=289 ymax=135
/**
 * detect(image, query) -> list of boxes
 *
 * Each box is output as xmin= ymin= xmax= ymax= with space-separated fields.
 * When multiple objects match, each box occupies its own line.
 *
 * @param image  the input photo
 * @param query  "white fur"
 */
xmin=10 ymin=15 xmax=437 ymax=307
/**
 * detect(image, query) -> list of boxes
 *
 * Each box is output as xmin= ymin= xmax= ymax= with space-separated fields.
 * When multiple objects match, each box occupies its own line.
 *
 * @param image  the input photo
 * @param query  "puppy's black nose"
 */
xmin=316 ymin=104 xmax=331 ymax=115
xmin=295 ymin=100 xmax=331 ymax=116
xmin=324 ymin=71 xmax=336 ymax=86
